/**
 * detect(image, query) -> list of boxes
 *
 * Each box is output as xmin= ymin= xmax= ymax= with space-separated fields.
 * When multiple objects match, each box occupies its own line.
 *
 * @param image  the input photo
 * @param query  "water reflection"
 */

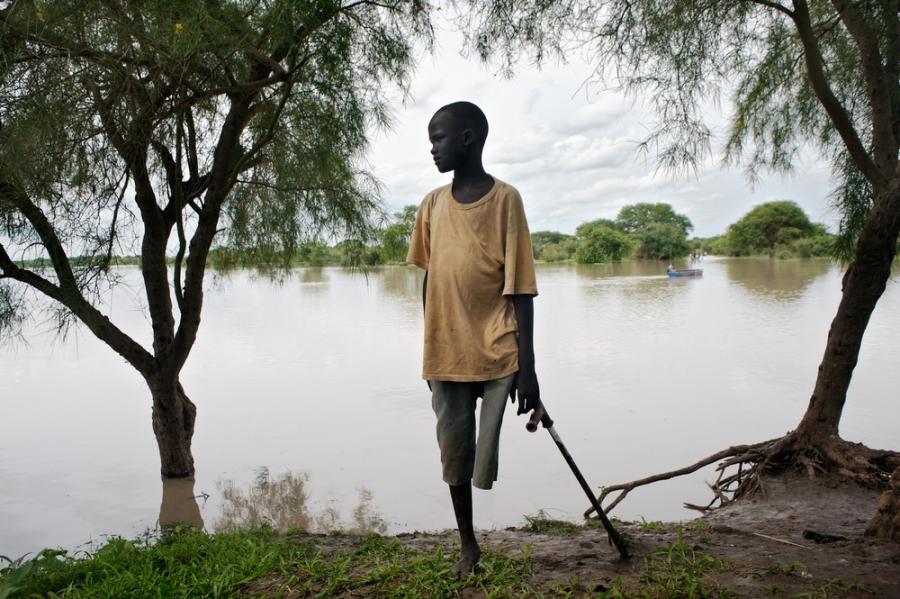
xmin=213 ymin=467 xmax=386 ymax=534
xmin=209 ymin=264 xmax=330 ymax=290
xmin=574 ymin=260 xmax=669 ymax=279
xmin=215 ymin=467 xmax=310 ymax=532
xmin=378 ymin=265 xmax=422 ymax=299
xmin=724 ymin=257 xmax=832 ymax=298
xmin=159 ymin=478 xmax=204 ymax=530
xmin=297 ymin=267 xmax=328 ymax=285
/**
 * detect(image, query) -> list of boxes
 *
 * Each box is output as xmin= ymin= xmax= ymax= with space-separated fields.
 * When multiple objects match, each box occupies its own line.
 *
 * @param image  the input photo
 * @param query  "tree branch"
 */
xmin=184 ymin=108 xmax=200 ymax=182
xmin=103 ymin=168 xmax=130 ymax=269
xmin=745 ymin=0 xmax=794 ymax=18
xmin=173 ymin=112 xmax=187 ymax=313
xmin=791 ymin=0 xmax=888 ymax=189
xmin=0 ymin=180 xmax=78 ymax=292
xmin=0 ymin=218 xmax=155 ymax=374
xmin=170 ymin=5 xmax=342 ymax=369
xmin=130 ymin=151 xmax=177 ymax=363
xmin=882 ymin=0 xmax=900 ymax=146
xmin=830 ymin=0 xmax=898 ymax=176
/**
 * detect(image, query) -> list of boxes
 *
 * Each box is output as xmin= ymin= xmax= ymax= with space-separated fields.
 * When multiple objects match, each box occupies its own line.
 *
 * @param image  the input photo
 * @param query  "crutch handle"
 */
xmin=526 ymin=401 xmax=554 ymax=432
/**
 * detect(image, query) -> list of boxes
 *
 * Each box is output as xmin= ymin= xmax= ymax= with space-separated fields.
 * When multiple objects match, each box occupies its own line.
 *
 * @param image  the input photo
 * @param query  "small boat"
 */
xmin=667 ymin=268 xmax=703 ymax=277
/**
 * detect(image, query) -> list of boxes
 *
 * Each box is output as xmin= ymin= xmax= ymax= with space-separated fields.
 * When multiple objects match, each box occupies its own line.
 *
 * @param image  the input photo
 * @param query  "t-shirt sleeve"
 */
xmin=502 ymin=191 xmax=538 ymax=296
xmin=406 ymin=196 xmax=431 ymax=270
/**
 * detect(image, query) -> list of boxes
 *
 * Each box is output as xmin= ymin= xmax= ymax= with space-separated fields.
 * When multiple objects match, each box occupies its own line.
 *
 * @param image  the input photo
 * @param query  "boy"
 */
xmin=407 ymin=101 xmax=540 ymax=575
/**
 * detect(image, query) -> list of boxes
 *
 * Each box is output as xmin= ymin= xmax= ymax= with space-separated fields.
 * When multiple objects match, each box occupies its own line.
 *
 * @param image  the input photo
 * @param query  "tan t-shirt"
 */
xmin=407 ymin=178 xmax=538 ymax=382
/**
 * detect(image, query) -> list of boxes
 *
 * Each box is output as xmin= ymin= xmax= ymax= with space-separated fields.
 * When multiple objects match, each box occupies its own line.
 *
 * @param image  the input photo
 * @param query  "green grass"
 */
xmin=1 ymin=526 xmax=309 ymax=598
xmin=0 ymin=527 xmax=540 ymax=598
xmin=3 ymin=523 xmax=875 ymax=598
xmin=635 ymin=529 xmax=735 ymax=599
xmin=522 ymin=510 xmax=584 ymax=536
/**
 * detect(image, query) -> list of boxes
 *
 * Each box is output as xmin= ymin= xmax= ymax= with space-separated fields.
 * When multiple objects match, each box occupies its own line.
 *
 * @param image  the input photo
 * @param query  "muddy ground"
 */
xmin=268 ymin=475 xmax=900 ymax=597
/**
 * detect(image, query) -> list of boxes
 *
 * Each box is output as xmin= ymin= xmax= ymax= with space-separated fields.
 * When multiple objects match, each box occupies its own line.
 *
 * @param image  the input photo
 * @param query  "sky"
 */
xmin=368 ymin=26 xmax=837 ymax=239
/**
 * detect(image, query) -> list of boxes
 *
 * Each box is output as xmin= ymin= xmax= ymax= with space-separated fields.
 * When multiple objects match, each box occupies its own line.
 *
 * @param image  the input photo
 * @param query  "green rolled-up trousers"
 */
xmin=430 ymin=373 xmax=516 ymax=490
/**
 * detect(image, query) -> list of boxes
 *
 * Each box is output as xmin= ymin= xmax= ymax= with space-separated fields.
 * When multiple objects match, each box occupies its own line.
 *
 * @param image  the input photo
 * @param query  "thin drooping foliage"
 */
xmin=0 ymin=0 xmax=431 ymax=476
xmin=459 ymin=0 xmax=893 ymax=249
xmin=459 ymin=0 xmax=900 ymax=539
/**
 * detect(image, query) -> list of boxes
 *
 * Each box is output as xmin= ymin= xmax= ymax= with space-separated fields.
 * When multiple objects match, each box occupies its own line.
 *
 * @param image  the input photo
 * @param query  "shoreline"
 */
xmin=3 ymin=476 xmax=898 ymax=597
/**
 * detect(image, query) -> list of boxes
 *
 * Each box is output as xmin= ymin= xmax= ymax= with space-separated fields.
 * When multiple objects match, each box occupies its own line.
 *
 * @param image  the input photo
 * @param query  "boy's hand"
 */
xmin=511 ymin=366 xmax=540 ymax=415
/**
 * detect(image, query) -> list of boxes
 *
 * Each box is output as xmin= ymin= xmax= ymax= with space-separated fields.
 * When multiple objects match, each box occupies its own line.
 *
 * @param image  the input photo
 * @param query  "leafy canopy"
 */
xmin=615 ymin=203 xmax=693 ymax=238
xmin=0 ymin=0 xmax=430 ymax=346
xmin=575 ymin=221 xmax=632 ymax=263
xmin=458 ymin=0 xmax=898 ymax=255
xmin=725 ymin=200 xmax=816 ymax=255
xmin=377 ymin=205 xmax=418 ymax=263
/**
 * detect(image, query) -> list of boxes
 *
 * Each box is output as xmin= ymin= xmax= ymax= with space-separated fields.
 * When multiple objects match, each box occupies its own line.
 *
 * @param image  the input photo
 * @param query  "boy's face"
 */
xmin=428 ymin=110 xmax=471 ymax=173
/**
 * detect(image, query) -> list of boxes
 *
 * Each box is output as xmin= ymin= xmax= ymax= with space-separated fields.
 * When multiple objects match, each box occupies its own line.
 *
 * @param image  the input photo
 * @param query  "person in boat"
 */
xmin=407 ymin=101 xmax=540 ymax=576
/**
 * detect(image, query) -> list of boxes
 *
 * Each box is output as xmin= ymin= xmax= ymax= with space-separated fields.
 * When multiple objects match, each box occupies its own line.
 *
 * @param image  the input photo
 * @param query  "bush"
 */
xmin=532 ymin=231 xmax=577 ymax=262
xmin=788 ymin=235 xmax=835 ymax=258
xmin=635 ymin=222 xmax=691 ymax=259
xmin=724 ymin=201 xmax=814 ymax=255
xmin=575 ymin=224 xmax=633 ymax=263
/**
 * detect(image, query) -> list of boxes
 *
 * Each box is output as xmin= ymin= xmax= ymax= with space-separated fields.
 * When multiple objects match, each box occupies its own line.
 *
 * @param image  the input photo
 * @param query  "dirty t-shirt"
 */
xmin=406 ymin=178 xmax=538 ymax=382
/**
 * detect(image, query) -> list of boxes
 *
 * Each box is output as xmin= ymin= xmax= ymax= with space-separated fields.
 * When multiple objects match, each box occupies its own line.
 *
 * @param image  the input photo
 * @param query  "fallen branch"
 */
xmin=584 ymin=434 xmax=900 ymax=521
xmin=584 ymin=439 xmax=779 ymax=518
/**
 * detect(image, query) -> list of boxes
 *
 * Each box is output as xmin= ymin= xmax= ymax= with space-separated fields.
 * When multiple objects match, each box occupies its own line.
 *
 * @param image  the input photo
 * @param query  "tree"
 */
xmin=531 ymin=230 xmax=577 ymax=261
xmin=377 ymin=205 xmax=418 ymax=263
xmin=726 ymin=201 xmax=814 ymax=255
xmin=575 ymin=220 xmax=633 ymax=263
xmin=615 ymin=203 xmax=693 ymax=238
xmin=635 ymin=222 xmax=691 ymax=259
xmin=0 ymin=0 xmax=430 ymax=478
xmin=612 ymin=202 xmax=693 ymax=259
xmin=461 ymin=0 xmax=900 ymax=537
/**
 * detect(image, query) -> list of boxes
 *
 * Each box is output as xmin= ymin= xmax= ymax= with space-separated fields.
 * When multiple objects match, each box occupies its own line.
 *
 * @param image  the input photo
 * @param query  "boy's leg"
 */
xmin=472 ymin=373 xmax=516 ymax=490
xmin=449 ymin=483 xmax=479 ymax=575
xmin=431 ymin=381 xmax=477 ymax=486
xmin=431 ymin=381 xmax=480 ymax=575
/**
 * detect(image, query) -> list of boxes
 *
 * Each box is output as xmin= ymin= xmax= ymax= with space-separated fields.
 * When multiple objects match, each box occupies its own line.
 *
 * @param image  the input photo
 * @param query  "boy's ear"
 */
xmin=460 ymin=128 xmax=475 ymax=147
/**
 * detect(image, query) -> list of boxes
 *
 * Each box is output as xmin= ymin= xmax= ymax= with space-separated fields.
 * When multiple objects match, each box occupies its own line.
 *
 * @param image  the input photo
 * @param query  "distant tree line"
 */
xmin=696 ymin=201 xmax=837 ymax=259
xmin=533 ymin=202 xmax=693 ymax=263
xmin=208 ymin=205 xmax=418 ymax=269
xmin=535 ymin=200 xmax=878 ymax=264
xmin=77 ymin=200 xmax=890 ymax=270
xmin=208 ymin=199 xmax=853 ymax=268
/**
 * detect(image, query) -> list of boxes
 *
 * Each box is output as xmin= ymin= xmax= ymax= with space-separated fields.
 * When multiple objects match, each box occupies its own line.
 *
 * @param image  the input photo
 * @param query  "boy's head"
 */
xmin=428 ymin=101 xmax=489 ymax=173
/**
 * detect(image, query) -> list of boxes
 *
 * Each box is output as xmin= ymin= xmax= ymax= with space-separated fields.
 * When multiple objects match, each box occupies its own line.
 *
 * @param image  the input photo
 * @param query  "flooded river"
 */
xmin=1 ymin=258 xmax=898 ymax=557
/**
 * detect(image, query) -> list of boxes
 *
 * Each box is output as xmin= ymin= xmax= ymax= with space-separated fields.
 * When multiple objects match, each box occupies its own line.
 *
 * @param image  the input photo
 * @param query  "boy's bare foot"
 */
xmin=454 ymin=542 xmax=481 ymax=577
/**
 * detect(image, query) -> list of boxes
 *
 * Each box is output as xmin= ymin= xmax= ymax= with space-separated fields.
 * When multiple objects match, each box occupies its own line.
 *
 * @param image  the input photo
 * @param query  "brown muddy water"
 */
xmin=1 ymin=258 xmax=898 ymax=558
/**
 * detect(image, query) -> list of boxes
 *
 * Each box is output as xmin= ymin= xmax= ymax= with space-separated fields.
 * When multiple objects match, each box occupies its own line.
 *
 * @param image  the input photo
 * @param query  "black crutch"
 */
xmin=526 ymin=401 xmax=631 ymax=559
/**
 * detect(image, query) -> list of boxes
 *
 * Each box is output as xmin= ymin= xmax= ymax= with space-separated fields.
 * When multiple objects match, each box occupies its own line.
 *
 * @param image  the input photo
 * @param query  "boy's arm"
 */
xmin=510 ymin=294 xmax=540 ymax=415
xmin=423 ymin=272 xmax=431 ymax=392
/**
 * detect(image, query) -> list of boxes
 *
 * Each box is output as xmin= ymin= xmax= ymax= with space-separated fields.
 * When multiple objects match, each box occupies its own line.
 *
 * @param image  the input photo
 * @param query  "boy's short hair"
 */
xmin=435 ymin=101 xmax=489 ymax=148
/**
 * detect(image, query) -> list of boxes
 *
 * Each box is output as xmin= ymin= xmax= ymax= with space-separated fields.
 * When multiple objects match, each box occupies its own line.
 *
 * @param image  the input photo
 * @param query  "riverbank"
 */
xmin=2 ymin=475 xmax=897 ymax=598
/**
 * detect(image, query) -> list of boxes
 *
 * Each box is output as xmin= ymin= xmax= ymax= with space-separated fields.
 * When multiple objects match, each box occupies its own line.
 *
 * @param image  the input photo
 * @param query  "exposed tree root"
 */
xmin=584 ymin=433 xmax=900 ymax=520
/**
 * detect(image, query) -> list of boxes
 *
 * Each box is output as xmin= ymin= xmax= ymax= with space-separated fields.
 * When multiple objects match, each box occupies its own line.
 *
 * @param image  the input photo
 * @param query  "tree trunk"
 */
xmin=151 ymin=380 xmax=197 ymax=478
xmin=794 ymin=180 xmax=900 ymax=445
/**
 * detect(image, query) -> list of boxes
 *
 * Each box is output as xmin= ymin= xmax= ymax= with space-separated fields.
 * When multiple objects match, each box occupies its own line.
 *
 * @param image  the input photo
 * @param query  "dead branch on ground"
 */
xmin=584 ymin=434 xmax=900 ymax=519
